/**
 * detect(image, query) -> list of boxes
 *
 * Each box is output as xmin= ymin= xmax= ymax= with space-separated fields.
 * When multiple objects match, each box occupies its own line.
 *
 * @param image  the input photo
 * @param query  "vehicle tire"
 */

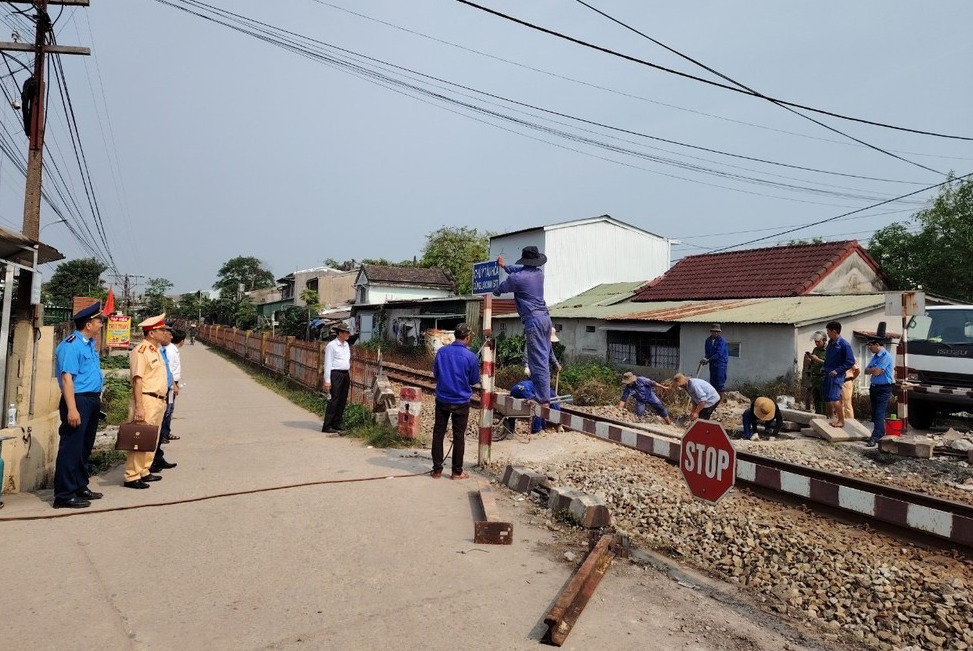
xmin=908 ymin=398 xmax=935 ymax=430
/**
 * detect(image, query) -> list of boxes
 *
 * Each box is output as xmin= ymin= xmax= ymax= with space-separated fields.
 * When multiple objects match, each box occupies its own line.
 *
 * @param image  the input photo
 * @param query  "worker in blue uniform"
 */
xmin=53 ymin=302 xmax=106 ymax=509
xmin=822 ymin=320 xmax=856 ymax=428
xmin=864 ymin=336 xmax=895 ymax=447
xmin=494 ymin=246 xmax=552 ymax=407
xmin=618 ymin=372 xmax=672 ymax=424
xmin=701 ymin=323 xmax=728 ymax=399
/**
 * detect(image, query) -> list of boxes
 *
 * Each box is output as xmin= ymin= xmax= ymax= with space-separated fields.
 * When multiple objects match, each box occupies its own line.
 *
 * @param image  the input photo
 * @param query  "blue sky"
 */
xmin=2 ymin=1 xmax=970 ymax=294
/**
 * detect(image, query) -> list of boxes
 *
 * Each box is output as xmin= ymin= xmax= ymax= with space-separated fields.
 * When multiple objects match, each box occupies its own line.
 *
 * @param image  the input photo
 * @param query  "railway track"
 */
xmin=383 ymin=364 xmax=973 ymax=551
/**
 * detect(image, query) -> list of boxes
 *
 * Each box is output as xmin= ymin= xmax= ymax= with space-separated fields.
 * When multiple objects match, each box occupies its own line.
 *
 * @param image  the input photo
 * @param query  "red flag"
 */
xmin=104 ymin=287 xmax=115 ymax=316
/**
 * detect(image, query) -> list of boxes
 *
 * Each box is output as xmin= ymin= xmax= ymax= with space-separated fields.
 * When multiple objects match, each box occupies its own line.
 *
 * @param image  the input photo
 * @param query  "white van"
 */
xmin=905 ymin=305 xmax=973 ymax=428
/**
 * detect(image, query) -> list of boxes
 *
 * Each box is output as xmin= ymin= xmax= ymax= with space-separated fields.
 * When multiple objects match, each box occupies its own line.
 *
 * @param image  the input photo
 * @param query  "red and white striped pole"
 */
xmin=896 ymin=310 xmax=910 ymax=430
xmin=477 ymin=294 xmax=495 ymax=467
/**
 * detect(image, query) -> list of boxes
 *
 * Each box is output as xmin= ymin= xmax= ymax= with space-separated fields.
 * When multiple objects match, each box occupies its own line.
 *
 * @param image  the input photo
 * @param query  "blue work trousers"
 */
xmin=54 ymin=393 xmax=100 ymax=500
xmin=869 ymin=384 xmax=894 ymax=442
xmin=634 ymin=393 xmax=668 ymax=419
xmin=524 ymin=314 xmax=553 ymax=404
xmin=709 ymin=363 xmax=727 ymax=392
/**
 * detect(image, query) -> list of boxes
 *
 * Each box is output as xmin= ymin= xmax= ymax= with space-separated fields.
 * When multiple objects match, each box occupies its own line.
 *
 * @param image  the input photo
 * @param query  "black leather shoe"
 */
xmin=141 ymin=473 xmax=163 ymax=482
xmin=151 ymin=460 xmax=177 ymax=471
xmin=76 ymin=488 xmax=103 ymax=500
xmin=124 ymin=479 xmax=150 ymax=489
xmin=53 ymin=496 xmax=91 ymax=509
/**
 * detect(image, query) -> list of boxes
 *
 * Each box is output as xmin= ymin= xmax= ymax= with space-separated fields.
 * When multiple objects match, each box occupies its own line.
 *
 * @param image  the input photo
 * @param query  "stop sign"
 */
xmin=680 ymin=420 xmax=736 ymax=505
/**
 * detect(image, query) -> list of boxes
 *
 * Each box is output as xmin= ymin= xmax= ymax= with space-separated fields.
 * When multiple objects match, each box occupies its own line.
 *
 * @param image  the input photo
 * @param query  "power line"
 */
xmin=450 ymin=0 xmax=973 ymax=142
xmin=712 ymin=171 xmax=973 ymax=252
xmin=152 ymin=0 xmax=932 ymax=208
xmin=309 ymin=0 xmax=973 ymax=163
xmin=571 ymin=0 xmax=943 ymax=176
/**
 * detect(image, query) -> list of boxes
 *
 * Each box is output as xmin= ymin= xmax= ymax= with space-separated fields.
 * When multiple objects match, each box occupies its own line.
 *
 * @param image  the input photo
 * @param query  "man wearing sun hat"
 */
xmin=700 ymin=324 xmax=728 ymax=400
xmin=618 ymin=371 xmax=672 ymax=425
xmin=123 ymin=313 xmax=170 ymax=489
xmin=741 ymin=396 xmax=782 ymax=441
xmin=52 ymin=301 xmax=106 ymax=508
xmin=494 ymin=246 xmax=553 ymax=408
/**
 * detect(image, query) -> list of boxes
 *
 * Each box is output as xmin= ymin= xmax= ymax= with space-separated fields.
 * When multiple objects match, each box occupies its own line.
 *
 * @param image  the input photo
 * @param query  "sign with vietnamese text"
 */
xmin=471 ymin=260 xmax=500 ymax=295
xmin=106 ymin=315 xmax=132 ymax=349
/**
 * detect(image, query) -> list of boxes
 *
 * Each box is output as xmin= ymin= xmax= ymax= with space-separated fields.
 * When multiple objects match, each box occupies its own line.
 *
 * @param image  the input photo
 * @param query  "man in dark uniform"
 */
xmin=53 ymin=302 xmax=105 ymax=508
xmin=701 ymin=324 xmax=728 ymax=400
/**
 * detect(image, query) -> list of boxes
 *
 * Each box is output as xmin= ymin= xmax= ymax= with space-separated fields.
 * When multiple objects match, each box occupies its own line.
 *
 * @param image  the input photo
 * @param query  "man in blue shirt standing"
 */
xmin=822 ymin=320 xmax=856 ymax=428
xmin=494 ymin=246 xmax=552 ymax=408
xmin=431 ymin=324 xmax=480 ymax=479
xmin=53 ymin=302 xmax=105 ymax=509
xmin=864 ymin=336 xmax=895 ymax=447
xmin=701 ymin=324 xmax=729 ymax=400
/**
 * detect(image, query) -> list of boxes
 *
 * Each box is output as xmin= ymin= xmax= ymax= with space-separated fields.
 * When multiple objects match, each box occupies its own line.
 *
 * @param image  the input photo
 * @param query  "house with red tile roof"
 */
xmin=495 ymin=241 xmax=908 ymax=398
xmin=632 ymin=241 xmax=887 ymax=302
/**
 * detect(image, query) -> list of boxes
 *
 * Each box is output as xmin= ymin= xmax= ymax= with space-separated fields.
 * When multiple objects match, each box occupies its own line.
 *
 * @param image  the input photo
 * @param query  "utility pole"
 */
xmin=0 ymin=1 xmax=91 ymax=421
xmin=0 ymin=0 xmax=91 ymax=240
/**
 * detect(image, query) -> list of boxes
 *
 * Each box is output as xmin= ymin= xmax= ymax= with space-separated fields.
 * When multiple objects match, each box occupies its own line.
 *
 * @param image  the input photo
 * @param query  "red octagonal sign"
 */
xmin=680 ymin=420 xmax=736 ymax=505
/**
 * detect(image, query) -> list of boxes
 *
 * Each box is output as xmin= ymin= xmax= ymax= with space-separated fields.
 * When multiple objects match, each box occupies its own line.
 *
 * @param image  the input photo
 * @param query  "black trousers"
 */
xmin=54 ymin=393 xmax=100 ymax=500
xmin=699 ymin=398 xmax=722 ymax=420
xmin=322 ymin=370 xmax=350 ymax=431
xmin=432 ymin=400 xmax=470 ymax=475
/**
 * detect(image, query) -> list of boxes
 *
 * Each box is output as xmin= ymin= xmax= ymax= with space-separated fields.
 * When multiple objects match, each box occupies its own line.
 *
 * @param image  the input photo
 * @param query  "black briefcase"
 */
xmin=115 ymin=421 xmax=159 ymax=452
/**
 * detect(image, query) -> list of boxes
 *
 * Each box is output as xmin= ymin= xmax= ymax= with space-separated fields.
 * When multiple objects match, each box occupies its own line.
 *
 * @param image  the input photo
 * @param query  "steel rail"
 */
xmin=384 ymin=365 xmax=973 ymax=548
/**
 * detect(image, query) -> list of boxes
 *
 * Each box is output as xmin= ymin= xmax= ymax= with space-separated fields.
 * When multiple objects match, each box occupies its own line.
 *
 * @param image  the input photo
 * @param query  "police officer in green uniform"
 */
xmin=53 ymin=302 xmax=105 ymax=509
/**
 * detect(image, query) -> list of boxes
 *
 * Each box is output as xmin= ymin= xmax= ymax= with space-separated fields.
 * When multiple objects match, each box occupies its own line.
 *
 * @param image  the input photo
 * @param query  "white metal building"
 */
xmin=489 ymin=215 xmax=672 ymax=307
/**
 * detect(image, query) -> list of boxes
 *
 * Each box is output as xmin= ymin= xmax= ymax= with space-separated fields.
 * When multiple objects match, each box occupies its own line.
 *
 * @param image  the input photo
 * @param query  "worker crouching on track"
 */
xmin=671 ymin=373 xmax=721 ymax=421
xmin=741 ymin=396 xmax=782 ymax=441
xmin=618 ymin=372 xmax=672 ymax=425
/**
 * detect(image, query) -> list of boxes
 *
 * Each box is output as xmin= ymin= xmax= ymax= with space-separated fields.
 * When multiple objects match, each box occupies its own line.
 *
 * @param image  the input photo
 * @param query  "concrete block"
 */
xmin=780 ymin=408 xmax=816 ymax=425
xmin=548 ymin=486 xmax=585 ymax=512
xmin=878 ymin=435 xmax=934 ymax=459
xmin=807 ymin=418 xmax=869 ymax=442
xmin=501 ymin=464 xmax=547 ymax=494
xmin=568 ymin=493 xmax=612 ymax=529
xmin=400 ymin=386 xmax=422 ymax=401
xmin=397 ymin=411 xmax=420 ymax=438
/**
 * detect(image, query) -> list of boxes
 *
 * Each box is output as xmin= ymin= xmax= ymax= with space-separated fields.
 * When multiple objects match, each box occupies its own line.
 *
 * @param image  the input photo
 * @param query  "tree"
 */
xmin=213 ymin=256 xmax=275 ymax=297
xmin=419 ymin=226 xmax=491 ymax=295
xmin=300 ymin=288 xmax=321 ymax=341
xmin=869 ymin=174 xmax=973 ymax=302
xmin=42 ymin=258 xmax=107 ymax=305
xmin=141 ymin=277 xmax=174 ymax=318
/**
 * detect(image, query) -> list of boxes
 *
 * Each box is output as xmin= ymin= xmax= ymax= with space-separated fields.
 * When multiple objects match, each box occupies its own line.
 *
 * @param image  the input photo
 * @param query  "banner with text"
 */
xmin=472 ymin=260 xmax=500 ymax=295
xmin=106 ymin=315 xmax=132 ymax=349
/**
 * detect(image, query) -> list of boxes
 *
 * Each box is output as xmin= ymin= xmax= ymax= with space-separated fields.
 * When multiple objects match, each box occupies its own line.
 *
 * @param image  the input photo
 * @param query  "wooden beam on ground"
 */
xmin=544 ymin=534 xmax=615 ymax=646
xmin=473 ymin=484 xmax=512 ymax=545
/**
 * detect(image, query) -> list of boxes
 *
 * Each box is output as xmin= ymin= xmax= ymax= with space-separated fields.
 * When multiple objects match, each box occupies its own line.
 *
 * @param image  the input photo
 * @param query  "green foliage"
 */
xmin=140 ymin=277 xmax=174 ymax=319
xmin=101 ymin=375 xmax=132 ymax=425
xmin=213 ymin=256 xmax=276 ymax=295
xmin=172 ymin=291 xmax=211 ymax=322
xmin=869 ymin=174 xmax=973 ymax=302
xmin=43 ymin=258 xmax=108 ymax=305
xmin=99 ymin=354 xmax=130 ymax=370
xmin=557 ymin=357 xmax=620 ymax=391
xmin=344 ymin=420 xmax=424 ymax=449
xmin=419 ymin=226 xmax=491 ymax=295
xmin=88 ymin=449 xmax=127 ymax=475
xmin=342 ymin=403 xmax=371 ymax=428
xmin=277 ymin=305 xmax=312 ymax=338
xmin=494 ymin=332 xmax=525 ymax=368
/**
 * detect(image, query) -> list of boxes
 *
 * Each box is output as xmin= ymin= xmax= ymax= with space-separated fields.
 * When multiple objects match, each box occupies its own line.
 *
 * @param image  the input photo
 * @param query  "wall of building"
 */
xmin=1 ymin=325 xmax=62 ymax=495
xmin=360 ymin=285 xmax=452 ymax=304
xmin=811 ymin=255 xmax=885 ymax=294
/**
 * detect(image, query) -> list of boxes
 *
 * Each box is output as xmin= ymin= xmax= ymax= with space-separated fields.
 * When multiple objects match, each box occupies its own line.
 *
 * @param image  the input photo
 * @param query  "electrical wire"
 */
xmin=152 ymin=0 xmax=933 ymax=208
xmin=309 ymin=0 xmax=973 ymax=163
xmin=450 ymin=0 xmax=973 ymax=141
xmin=571 ymin=0 xmax=943 ymax=175
xmin=712 ymin=171 xmax=973 ymax=252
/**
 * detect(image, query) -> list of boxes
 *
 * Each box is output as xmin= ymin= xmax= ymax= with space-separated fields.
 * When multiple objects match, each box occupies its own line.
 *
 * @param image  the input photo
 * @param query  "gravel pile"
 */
xmin=541 ymin=446 xmax=973 ymax=651
xmin=396 ymin=382 xmax=973 ymax=648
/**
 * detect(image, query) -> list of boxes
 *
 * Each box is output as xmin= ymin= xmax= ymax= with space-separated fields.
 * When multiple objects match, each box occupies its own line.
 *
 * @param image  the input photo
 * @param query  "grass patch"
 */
xmin=89 ymin=449 xmax=127 ymax=475
xmin=101 ymin=375 xmax=131 ymax=426
xmin=342 ymin=420 xmax=425 ymax=448
xmin=100 ymin=353 xmax=131 ymax=370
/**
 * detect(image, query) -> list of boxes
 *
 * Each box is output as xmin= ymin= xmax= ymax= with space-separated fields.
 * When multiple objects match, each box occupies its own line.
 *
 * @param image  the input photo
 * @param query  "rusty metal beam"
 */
xmin=544 ymin=534 xmax=614 ymax=646
xmin=473 ymin=484 xmax=512 ymax=545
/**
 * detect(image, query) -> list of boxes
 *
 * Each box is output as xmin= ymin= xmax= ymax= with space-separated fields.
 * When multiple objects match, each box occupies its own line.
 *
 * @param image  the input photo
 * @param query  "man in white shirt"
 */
xmin=322 ymin=323 xmax=353 ymax=433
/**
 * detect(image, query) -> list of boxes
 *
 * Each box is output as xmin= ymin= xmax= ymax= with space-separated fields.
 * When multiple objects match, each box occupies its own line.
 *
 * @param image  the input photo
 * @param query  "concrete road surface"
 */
xmin=0 ymin=344 xmax=838 ymax=651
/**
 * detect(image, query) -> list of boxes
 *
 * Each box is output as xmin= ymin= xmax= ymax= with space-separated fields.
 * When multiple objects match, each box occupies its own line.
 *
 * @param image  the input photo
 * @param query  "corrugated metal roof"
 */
xmin=491 ymin=214 xmax=667 ymax=241
xmin=615 ymin=294 xmax=886 ymax=326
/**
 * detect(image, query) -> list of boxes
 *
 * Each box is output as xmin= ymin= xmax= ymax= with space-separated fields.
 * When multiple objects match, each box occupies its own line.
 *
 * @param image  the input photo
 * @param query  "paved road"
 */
xmin=0 ymin=344 xmax=837 ymax=651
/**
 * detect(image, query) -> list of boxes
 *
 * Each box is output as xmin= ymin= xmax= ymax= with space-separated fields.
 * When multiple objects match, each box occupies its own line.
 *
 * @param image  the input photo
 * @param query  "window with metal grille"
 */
xmin=606 ymin=330 xmax=679 ymax=368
